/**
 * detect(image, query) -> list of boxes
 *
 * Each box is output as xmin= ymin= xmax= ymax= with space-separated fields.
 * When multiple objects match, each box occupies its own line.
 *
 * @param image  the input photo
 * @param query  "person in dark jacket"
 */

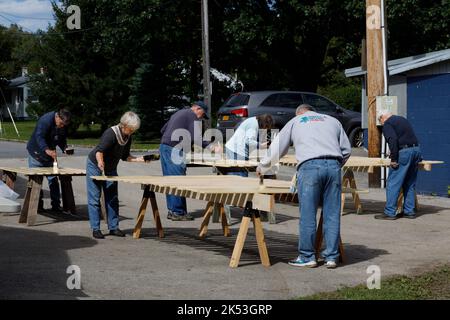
xmin=159 ymin=101 xmax=218 ymax=221
xmin=27 ymin=109 xmax=71 ymax=213
xmin=375 ymin=111 xmax=422 ymax=220
xmin=86 ymin=111 xmax=145 ymax=239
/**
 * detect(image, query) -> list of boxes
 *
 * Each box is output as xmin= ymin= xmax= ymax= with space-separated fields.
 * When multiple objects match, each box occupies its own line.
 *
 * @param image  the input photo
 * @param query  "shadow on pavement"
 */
xmin=343 ymin=198 xmax=448 ymax=217
xmin=128 ymin=227 xmax=389 ymax=268
xmin=0 ymin=226 xmax=97 ymax=299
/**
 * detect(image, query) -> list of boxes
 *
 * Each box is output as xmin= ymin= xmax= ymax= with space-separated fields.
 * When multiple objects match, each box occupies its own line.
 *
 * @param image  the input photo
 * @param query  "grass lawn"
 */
xmin=0 ymin=120 xmax=160 ymax=150
xmin=301 ymin=265 xmax=450 ymax=300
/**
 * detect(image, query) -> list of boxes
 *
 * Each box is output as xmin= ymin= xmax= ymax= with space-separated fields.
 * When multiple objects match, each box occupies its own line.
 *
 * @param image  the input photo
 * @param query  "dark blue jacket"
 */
xmin=382 ymin=115 xmax=419 ymax=162
xmin=27 ymin=111 xmax=67 ymax=163
xmin=160 ymin=108 xmax=209 ymax=149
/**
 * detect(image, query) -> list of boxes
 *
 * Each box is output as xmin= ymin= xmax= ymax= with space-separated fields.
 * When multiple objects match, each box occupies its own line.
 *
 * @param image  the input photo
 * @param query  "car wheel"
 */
xmin=349 ymin=127 xmax=364 ymax=148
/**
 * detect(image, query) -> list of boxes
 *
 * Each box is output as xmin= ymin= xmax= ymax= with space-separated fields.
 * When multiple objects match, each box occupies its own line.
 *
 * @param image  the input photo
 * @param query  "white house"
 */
xmin=0 ymin=67 xmax=39 ymax=120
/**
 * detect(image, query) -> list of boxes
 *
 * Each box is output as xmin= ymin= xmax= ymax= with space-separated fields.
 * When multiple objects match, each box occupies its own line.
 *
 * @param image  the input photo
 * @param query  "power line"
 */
xmin=0 ymin=13 xmax=35 ymax=33
xmin=0 ymin=0 xmax=209 ymax=41
xmin=0 ymin=11 xmax=56 ymax=21
xmin=0 ymin=0 xmax=184 ymax=37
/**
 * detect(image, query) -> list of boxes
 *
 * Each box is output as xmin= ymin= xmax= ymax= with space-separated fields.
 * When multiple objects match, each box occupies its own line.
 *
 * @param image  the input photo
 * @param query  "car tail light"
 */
xmin=231 ymin=107 xmax=248 ymax=118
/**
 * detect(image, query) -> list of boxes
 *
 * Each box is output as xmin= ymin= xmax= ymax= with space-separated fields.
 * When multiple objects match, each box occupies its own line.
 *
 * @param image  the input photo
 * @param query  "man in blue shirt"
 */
xmin=27 ymin=109 xmax=71 ymax=213
xmin=375 ymin=111 xmax=422 ymax=220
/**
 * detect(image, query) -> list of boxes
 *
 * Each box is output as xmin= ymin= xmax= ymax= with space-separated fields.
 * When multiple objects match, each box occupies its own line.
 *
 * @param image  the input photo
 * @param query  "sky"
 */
xmin=0 ymin=0 xmax=56 ymax=32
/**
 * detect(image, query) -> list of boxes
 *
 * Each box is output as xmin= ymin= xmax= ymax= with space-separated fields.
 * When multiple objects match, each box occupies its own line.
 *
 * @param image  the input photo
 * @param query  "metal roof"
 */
xmin=7 ymin=75 xmax=28 ymax=88
xmin=345 ymin=48 xmax=450 ymax=78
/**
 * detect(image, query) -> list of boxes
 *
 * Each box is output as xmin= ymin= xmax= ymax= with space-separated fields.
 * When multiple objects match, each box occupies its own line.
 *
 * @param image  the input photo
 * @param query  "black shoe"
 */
xmin=403 ymin=214 xmax=417 ymax=219
xmin=167 ymin=211 xmax=194 ymax=221
xmin=374 ymin=214 xmax=398 ymax=220
xmin=93 ymin=230 xmax=105 ymax=239
xmin=109 ymin=229 xmax=126 ymax=237
xmin=50 ymin=206 xmax=65 ymax=214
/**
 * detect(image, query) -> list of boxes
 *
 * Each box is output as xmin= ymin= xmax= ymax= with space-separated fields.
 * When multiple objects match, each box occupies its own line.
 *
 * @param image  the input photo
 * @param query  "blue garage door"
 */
xmin=407 ymin=73 xmax=450 ymax=196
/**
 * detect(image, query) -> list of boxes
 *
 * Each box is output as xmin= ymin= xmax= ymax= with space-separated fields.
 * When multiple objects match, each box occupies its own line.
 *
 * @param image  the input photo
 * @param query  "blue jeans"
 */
xmin=385 ymin=147 xmax=422 ymax=216
xmin=86 ymin=159 xmax=119 ymax=231
xmin=28 ymin=156 xmax=60 ymax=209
xmin=159 ymin=144 xmax=187 ymax=215
xmin=225 ymin=147 xmax=249 ymax=178
xmin=297 ymin=159 xmax=342 ymax=262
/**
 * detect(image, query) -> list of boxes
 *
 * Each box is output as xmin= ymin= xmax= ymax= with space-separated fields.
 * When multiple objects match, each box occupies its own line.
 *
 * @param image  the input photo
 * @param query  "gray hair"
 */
xmin=120 ymin=111 xmax=141 ymax=131
xmin=296 ymin=104 xmax=314 ymax=115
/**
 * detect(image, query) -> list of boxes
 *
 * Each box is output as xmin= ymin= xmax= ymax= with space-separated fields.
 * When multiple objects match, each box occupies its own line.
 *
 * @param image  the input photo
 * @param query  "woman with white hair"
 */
xmin=86 ymin=111 xmax=145 ymax=239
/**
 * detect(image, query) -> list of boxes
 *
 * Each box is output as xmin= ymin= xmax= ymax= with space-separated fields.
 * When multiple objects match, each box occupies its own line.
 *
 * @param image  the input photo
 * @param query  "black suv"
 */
xmin=216 ymin=91 xmax=363 ymax=147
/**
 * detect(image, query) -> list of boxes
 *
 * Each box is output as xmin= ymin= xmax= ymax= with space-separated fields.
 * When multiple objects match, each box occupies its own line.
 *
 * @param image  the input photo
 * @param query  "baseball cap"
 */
xmin=193 ymin=101 xmax=209 ymax=119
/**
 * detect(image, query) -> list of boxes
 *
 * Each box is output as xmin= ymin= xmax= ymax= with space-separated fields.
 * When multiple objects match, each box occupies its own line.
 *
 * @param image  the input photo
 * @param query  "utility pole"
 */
xmin=201 ymin=0 xmax=212 ymax=127
xmin=366 ymin=0 xmax=387 ymax=187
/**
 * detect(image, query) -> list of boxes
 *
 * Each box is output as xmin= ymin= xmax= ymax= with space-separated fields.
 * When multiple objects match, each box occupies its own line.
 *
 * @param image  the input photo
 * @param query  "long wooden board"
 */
xmin=278 ymin=155 xmax=443 ymax=172
xmin=92 ymin=175 xmax=293 ymax=212
xmin=0 ymin=167 xmax=86 ymax=176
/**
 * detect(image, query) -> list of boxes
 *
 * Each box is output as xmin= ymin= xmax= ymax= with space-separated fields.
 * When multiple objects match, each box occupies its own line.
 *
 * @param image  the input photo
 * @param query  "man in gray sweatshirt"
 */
xmin=257 ymin=104 xmax=351 ymax=269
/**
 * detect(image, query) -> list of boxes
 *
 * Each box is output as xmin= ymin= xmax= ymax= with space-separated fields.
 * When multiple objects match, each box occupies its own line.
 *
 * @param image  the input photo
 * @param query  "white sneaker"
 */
xmin=325 ymin=260 xmax=337 ymax=269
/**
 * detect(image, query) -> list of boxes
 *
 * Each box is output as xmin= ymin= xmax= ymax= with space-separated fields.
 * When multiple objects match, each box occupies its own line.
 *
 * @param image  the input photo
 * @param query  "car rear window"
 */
xmin=260 ymin=93 xmax=303 ymax=108
xmin=222 ymin=94 xmax=250 ymax=108
xmin=303 ymin=94 xmax=336 ymax=112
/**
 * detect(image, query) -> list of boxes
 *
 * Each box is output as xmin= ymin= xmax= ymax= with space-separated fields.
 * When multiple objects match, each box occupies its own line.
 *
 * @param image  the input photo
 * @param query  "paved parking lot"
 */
xmin=1 ymin=142 xmax=449 ymax=299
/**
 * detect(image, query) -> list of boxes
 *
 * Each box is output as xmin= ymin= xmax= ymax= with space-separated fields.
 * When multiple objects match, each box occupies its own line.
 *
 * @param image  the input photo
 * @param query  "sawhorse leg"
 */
xmin=133 ymin=185 xmax=164 ymax=239
xmin=19 ymin=175 xmax=43 ymax=226
xmin=397 ymin=189 xmax=420 ymax=214
xmin=315 ymin=210 xmax=345 ymax=263
xmin=199 ymin=202 xmax=231 ymax=238
xmin=342 ymin=168 xmax=362 ymax=214
xmin=230 ymin=201 xmax=270 ymax=268
xmin=199 ymin=201 xmax=215 ymax=238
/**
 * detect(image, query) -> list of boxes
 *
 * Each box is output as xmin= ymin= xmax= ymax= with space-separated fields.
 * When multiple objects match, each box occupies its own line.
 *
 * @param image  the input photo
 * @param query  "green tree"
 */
xmin=26 ymin=0 xmax=450 ymax=136
xmin=0 ymin=25 xmax=41 ymax=78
